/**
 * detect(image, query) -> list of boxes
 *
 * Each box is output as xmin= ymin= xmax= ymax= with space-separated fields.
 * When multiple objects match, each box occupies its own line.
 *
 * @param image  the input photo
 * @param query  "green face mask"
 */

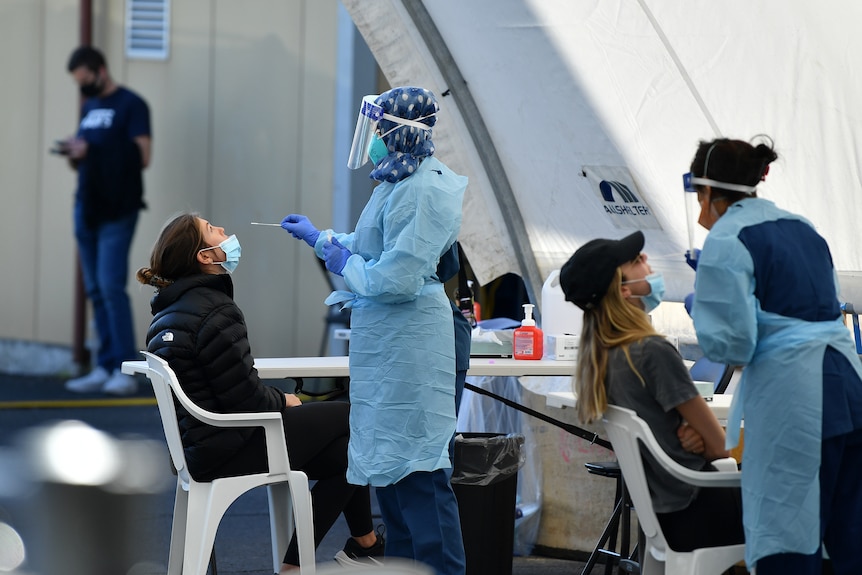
xmin=367 ymin=134 xmax=389 ymax=165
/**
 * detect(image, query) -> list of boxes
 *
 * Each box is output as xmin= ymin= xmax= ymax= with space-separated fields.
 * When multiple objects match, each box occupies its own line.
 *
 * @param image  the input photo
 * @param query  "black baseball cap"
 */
xmin=559 ymin=231 xmax=645 ymax=310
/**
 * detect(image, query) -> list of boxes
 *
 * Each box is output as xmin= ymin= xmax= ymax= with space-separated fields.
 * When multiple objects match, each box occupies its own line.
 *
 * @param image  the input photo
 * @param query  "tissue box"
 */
xmin=470 ymin=330 xmax=514 ymax=357
xmin=544 ymin=334 xmax=578 ymax=360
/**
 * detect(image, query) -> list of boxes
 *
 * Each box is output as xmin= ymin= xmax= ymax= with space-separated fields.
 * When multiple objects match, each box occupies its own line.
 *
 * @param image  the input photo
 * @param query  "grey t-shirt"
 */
xmin=606 ymin=336 xmax=706 ymax=513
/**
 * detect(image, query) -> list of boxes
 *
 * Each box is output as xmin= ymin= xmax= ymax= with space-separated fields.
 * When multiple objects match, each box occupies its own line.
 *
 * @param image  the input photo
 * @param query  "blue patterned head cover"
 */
xmin=370 ymin=86 xmax=439 ymax=183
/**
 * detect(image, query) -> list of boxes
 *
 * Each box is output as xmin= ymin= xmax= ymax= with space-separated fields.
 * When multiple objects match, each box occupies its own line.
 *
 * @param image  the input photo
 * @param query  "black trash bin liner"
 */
xmin=451 ymin=432 xmax=525 ymax=575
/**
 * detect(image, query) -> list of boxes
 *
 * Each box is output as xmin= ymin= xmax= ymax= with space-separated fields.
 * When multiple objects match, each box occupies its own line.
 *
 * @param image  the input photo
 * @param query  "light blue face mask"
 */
xmin=622 ymin=272 xmax=665 ymax=313
xmin=200 ymin=234 xmax=242 ymax=274
xmin=367 ymin=134 xmax=389 ymax=165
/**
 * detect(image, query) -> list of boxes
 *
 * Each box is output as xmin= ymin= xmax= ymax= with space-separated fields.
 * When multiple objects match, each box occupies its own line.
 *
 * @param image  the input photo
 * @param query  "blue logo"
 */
xmin=599 ymin=180 xmax=639 ymax=203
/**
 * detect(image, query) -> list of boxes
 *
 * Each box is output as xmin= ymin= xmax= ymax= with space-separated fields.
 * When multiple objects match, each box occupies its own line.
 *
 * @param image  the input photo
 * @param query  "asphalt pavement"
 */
xmin=0 ymin=371 xmax=594 ymax=575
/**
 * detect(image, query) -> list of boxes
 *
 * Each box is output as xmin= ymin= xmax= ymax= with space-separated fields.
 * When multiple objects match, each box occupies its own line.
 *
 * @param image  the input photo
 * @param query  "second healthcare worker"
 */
xmin=282 ymin=86 xmax=467 ymax=575
xmin=684 ymin=136 xmax=862 ymax=574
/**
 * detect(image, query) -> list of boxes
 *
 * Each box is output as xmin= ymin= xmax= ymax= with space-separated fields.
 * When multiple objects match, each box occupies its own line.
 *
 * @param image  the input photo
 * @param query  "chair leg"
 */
xmin=639 ymin=533 xmax=664 ymax=575
xmin=185 ymin=485 xmax=233 ymax=575
xmin=580 ymin=496 xmax=624 ymax=575
xmin=168 ymin=482 xmax=189 ymax=575
xmin=287 ymin=472 xmax=316 ymax=575
xmin=267 ymin=484 xmax=293 ymax=573
xmin=616 ymin=481 xmax=634 ymax=575
xmin=604 ymin=478 xmax=623 ymax=575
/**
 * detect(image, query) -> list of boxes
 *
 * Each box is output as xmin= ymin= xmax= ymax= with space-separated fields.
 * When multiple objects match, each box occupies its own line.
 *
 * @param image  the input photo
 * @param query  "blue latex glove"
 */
xmin=281 ymin=214 xmax=320 ymax=247
xmin=685 ymin=249 xmax=701 ymax=271
xmin=684 ymin=292 xmax=695 ymax=317
xmin=322 ymin=237 xmax=351 ymax=276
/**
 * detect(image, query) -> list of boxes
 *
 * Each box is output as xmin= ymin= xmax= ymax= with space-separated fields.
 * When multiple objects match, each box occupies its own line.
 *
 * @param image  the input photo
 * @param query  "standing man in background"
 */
xmin=57 ymin=45 xmax=151 ymax=395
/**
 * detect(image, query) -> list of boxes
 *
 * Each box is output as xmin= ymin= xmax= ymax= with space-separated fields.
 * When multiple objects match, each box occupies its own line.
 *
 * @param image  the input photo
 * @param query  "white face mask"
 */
xmin=199 ymin=234 xmax=241 ymax=273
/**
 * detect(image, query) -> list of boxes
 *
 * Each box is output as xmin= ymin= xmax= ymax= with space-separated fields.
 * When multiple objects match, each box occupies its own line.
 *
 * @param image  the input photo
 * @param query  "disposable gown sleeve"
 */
xmin=312 ymin=229 xmax=356 ymax=256
xmin=692 ymin=233 xmax=758 ymax=365
xmin=339 ymin=179 xmax=461 ymax=300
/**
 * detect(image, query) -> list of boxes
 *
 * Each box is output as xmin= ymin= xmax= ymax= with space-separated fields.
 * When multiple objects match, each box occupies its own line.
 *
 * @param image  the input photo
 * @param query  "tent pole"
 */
xmin=398 ymin=0 xmax=545 ymax=315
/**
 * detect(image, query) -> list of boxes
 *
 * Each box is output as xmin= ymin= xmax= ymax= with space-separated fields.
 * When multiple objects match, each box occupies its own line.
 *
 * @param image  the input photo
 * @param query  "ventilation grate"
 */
xmin=125 ymin=0 xmax=170 ymax=60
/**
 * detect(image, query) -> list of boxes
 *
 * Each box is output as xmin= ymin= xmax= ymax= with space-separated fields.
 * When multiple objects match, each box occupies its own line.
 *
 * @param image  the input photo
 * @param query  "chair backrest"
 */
xmin=143 ymin=351 xmax=193 ymax=484
xmin=602 ymin=405 xmax=742 ymax=561
xmin=142 ymin=351 xmax=292 ymax=482
xmin=601 ymin=405 xmax=668 ymax=554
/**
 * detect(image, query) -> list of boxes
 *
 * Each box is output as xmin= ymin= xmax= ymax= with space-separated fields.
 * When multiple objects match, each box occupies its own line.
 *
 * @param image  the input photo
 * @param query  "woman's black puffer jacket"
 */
xmin=145 ymin=273 xmax=286 ymax=479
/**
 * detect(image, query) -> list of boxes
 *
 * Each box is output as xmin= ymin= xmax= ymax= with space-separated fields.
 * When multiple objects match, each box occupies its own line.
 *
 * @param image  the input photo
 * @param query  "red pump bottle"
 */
xmin=513 ymin=304 xmax=543 ymax=360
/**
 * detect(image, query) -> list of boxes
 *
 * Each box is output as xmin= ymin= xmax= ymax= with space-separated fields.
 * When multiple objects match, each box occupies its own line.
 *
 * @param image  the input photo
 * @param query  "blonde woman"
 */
xmin=559 ymin=230 xmax=743 ymax=553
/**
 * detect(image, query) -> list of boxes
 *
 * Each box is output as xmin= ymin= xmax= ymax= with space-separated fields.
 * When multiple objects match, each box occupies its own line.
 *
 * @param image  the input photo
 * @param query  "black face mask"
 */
xmin=79 ymin=78 xmax=102 ymax=98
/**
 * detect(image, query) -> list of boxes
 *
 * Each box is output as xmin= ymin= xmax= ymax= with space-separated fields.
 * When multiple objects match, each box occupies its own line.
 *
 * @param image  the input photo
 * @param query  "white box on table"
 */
xmin=544 ymin=334 xmax=578 ymax=360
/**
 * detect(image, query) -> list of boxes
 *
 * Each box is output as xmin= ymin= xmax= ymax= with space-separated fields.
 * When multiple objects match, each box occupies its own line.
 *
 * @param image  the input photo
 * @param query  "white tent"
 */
xmin=342 ymin=0 xmax=862 ymax=316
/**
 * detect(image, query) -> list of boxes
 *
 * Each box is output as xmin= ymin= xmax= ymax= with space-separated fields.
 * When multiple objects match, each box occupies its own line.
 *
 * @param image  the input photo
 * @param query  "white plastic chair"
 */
xmin=602 ymin=405 xmax=745 ymax=575
xmin=141 ymin=351 xmax=316 ymax=575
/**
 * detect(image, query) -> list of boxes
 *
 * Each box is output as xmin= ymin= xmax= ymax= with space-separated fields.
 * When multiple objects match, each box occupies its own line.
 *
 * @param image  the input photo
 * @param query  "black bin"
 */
xmin=451 ymin=432 xmax=525 ymax=575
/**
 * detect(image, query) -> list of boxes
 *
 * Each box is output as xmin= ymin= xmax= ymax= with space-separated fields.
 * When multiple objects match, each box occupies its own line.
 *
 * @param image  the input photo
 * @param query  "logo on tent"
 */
xmin=582 ymin=166 xmax=662 ymax=230
xmin=599 ymin=180 xmax=639 ymax=203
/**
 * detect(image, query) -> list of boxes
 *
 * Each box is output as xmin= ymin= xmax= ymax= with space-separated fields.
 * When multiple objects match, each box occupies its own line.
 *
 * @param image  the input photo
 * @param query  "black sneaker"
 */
xmin=333 ymin=527 xmax=385 ymax=567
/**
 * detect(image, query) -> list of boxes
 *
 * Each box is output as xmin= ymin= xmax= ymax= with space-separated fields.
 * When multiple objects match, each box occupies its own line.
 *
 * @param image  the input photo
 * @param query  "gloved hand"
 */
xmin=685 ymin=249 xmax=701 ymax=271
xmin=684 ymin=292 xmax=695 ymax=317
xmin=281 ymin=214 xmax=320 ymax=247
xmin=322 ymin=237 xmax=352 ymax=276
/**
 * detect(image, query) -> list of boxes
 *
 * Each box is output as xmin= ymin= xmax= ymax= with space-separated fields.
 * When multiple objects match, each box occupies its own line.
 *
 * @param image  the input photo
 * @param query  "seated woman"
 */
xmin=136 ymin=212 xmax=383 ymax=572
xmin=559 ymin=230 xmax=744 ymax=553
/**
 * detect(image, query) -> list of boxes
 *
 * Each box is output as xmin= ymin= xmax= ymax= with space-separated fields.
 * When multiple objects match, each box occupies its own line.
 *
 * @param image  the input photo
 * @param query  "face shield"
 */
xmin=347 ymin=94 xmax=438 ymax=170
xmin=682 ymin=173 xmax=703 ymax=258
xmin=347 ymin=95 xmax=384 ymax=170
xmin=682 ymin=172 xmax=758 ymax=259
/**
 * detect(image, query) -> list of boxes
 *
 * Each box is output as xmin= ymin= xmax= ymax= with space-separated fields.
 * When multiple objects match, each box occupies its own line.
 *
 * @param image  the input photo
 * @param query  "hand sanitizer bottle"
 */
xmin=513 ymin=303 xmax=543 ymax=360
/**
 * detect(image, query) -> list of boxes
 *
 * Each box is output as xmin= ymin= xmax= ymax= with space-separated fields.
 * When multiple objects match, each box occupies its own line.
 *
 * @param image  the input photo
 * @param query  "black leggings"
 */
xmin=205 ymin=401 xmax=372 ymax=566
xmin=656 ymin=482 xmax=745 ymax=552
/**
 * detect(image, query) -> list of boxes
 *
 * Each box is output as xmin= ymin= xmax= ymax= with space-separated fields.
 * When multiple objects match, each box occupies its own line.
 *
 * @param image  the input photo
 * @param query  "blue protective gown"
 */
xmin=691 ymin=197 xmax=862 ymax=567
xmin=316 ymin=156 xmax=467 ymax=487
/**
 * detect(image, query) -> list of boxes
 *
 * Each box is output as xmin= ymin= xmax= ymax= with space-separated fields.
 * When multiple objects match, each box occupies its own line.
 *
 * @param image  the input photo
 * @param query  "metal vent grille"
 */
xmin=125 ymin=0 xmax=170 ymax=60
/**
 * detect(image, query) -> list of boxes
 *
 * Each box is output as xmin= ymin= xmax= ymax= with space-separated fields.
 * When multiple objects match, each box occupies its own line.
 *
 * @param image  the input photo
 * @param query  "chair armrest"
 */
xmin=182 ymin=405 xmax=282 ymax=429
xmin=642 ymin=431 xmax=741 ymax=487
xmin=181 ymin=401 xmax=290 ymax=474
xmin=142 ymin=351 xmax=292 ymax=475
xmin=711 ymin=457 xmax=739 ymax=472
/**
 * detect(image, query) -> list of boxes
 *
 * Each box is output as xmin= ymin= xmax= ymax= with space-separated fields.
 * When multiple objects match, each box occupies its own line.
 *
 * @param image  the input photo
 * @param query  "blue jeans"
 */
xmin=376 ymin=469 xmax=466 ymax=575
xmin=74 ymin=203 xmax=139 ymax=372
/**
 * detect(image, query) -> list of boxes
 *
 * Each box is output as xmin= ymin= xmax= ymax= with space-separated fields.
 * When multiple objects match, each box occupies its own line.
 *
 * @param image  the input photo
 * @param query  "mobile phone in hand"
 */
xmin=50 ymin=140 xmax=70 ymax=155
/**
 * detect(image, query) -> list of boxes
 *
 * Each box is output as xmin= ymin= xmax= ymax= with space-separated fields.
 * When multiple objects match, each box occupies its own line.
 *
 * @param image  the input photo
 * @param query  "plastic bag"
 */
xmin=456 ymin=375 xmax=542 ymax=556
xmin=451 ymin=433 xmax=524 ymax=486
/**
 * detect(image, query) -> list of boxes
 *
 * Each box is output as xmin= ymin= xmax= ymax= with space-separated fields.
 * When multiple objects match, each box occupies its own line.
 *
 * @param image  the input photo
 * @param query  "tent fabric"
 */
xmin=343 ymin=0 xmax=862 ymax=309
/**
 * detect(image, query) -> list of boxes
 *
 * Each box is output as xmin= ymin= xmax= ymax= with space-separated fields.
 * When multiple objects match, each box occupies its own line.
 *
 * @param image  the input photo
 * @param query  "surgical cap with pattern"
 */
xmin=370 ymin=86 xmax=438 ymax=183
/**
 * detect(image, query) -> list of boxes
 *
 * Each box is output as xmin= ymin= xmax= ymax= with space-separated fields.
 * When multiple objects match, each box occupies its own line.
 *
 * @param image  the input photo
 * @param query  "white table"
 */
xmin=123 ymin=356 xmax=576 ymax=379
xmin=545 ymin=390 xmax=734 ymax=421
xmin=124 ymin=357 xmax=732 ymax=420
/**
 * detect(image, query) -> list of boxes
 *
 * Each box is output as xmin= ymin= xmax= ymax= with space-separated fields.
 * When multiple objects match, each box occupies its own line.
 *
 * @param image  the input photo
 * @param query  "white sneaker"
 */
xmin=102 ymin=369 xmax=138 ymax=396
xmin=65 ymin=366 xmax=110 ymax=393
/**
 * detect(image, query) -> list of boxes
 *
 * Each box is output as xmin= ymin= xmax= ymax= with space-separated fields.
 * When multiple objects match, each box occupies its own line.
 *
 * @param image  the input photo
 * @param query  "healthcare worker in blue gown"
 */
xmin=684 ymin=136 xmax=862 ymax=575
xmin=282 ymin=86 xmax=467 ymax=575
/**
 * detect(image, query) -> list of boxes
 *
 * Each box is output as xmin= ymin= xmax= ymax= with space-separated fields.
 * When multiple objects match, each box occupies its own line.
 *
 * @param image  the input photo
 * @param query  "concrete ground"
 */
xmin=0 ymin=371 xmax=604 ymax=575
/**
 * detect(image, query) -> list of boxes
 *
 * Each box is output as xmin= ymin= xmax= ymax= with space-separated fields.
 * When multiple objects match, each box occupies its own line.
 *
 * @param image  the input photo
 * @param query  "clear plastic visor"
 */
xmin=682 ymin=173 xmax=705 ymax=257
xmin=347 ymin=95 xmax=383 ymax=170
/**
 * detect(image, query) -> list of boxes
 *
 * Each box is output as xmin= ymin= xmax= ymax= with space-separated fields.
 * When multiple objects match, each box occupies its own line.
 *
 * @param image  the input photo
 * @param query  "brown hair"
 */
xmin=136 ymin=212 xmax=207 ymax=289
xmin=575 ymin=268 xmax=660 ymax=424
